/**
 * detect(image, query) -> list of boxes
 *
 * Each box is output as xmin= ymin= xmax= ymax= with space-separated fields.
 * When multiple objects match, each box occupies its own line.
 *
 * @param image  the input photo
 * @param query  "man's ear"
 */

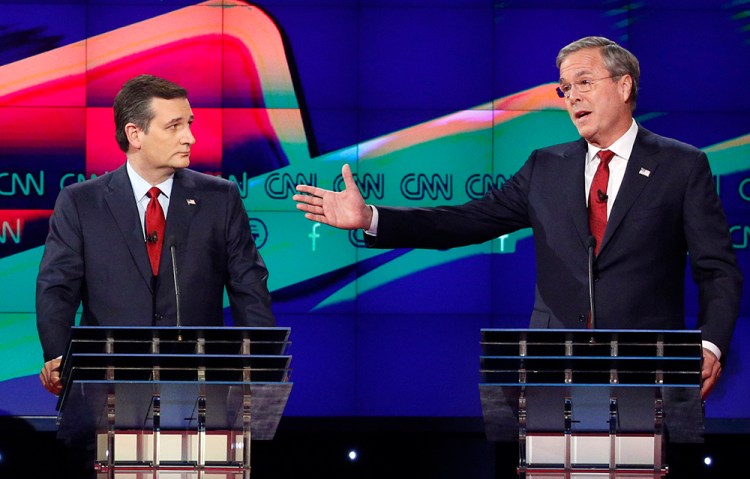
xmin=125 ymin=123 xmax=141 ymax=150
xmin=620 ymin=74 xmax=633 ymax=103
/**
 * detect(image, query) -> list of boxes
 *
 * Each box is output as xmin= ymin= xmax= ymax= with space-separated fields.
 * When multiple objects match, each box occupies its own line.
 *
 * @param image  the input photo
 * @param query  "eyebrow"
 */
xmin=164 ymin=115 xmax=194 ymax=125
xmin=559 ymin=69 xmax=596 ymax=83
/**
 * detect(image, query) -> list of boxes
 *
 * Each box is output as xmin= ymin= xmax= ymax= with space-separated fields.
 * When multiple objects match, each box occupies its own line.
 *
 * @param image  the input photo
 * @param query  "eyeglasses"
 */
xmin=556 ymin=76 xmax=615 ymax=98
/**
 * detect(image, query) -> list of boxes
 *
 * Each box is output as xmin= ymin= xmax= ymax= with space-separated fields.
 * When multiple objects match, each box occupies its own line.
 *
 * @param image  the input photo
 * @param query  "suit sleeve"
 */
xmin=36 ymin=187 xmax=84 ymax=361
xmin=366 ymin=153 xmax=535 ymax=249
xmin=223 ymin=183 xmax=276 ymax=326
xmin=683 ymin=152 xmax=742 ymax=356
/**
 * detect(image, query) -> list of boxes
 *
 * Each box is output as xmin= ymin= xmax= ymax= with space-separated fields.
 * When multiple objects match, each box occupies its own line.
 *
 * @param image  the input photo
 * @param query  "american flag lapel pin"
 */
xmin=186 ymin=198 xmax=196 ymax=205
xmin=638 ymin=168 xmax=651 ymax=177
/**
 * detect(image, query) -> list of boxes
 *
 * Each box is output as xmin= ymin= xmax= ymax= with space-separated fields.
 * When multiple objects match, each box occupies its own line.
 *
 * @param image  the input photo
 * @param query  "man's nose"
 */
xmin=568 ymin=87 xmax=583 ymax=102
xmin=183 ymin=126 xmax=196 ymax=145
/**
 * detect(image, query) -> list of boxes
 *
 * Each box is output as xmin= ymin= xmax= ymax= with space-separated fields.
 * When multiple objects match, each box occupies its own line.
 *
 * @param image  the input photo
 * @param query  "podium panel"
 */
xmin=479 ymin=329 xmax=703 ymax=478
xmin=56 ymin=326 xmax=293 ymax=478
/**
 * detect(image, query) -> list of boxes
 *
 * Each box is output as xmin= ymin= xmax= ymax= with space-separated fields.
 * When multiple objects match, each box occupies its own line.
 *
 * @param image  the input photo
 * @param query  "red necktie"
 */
xmin=145 ymin=186 xmax=165 ymax=276
xmin=588 ymin=149 xmax=614 ymax=255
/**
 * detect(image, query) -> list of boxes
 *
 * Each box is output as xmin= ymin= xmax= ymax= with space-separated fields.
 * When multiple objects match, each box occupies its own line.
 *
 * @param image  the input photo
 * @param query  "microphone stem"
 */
xmin=588 ymin=242 xmax=596 ymax=330
xmin=170 ymin=243 xmax=182 ymax=340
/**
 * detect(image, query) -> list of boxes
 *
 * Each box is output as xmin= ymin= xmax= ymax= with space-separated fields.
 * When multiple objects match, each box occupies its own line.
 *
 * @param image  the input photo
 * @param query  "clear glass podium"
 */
xmin=55 ymin=326 xmax=292 ymax=479
xmin=479 ymin=329 xmax=703 ymax=479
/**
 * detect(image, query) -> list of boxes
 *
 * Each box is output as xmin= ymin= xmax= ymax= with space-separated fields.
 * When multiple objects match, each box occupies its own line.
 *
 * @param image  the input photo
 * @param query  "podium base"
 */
xmin=520 ymin=470 xmax=666 ymax=479
xmin=526 ymin=433 xmax=658 ymax=467
xmin=95 ymin=471 xmax=248 ymax=479
xmin=519 ymin=433 xmax=666 ymax=479
xmin=96 ymin=430 xmax=246 ymax=468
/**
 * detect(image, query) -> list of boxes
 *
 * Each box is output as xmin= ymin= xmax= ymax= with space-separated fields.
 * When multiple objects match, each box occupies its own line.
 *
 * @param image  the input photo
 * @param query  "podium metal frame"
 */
xmin=56 ymin=326 xmax=292 ymax=478
xmin=479 ymin=329 xmax=703 ymax=478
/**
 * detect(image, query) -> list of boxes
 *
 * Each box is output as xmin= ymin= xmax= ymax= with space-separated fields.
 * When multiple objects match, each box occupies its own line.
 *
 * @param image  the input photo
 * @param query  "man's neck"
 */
xmin=127 ymin=156 xmax=175 ymax=186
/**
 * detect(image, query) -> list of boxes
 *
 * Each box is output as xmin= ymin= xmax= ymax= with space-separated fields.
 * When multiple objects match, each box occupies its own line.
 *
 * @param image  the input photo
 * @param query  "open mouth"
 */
xmin=575 ymin=111 xmax=591 ymax=120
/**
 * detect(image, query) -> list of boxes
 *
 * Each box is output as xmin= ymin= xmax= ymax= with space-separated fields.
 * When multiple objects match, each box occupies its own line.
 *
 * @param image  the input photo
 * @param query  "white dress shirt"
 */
xmin=127 ymin=161 xmax=173 ymax=240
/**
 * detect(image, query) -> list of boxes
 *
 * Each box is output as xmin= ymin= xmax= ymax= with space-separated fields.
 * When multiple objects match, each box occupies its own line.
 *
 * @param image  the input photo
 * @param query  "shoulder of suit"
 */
xmin=61 ymin=165 xmax=123 ymax=195
xmin=176 ymin=167 xmax=236 ymax=190
xmin=637 ymin=127 xmax=704 ymax=157
xmin=535 ymin=138 xmax=586 ymax=158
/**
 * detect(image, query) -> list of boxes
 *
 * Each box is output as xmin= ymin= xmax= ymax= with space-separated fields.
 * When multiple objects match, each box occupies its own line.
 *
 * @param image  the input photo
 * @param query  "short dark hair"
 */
xmin=556 ymin=36 xmax=640 ymax=112
xmin=113 ymin=74 xmax=188 ymax=152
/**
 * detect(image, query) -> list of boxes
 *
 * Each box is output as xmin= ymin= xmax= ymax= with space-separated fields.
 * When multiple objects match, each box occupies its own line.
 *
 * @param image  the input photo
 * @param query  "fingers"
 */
xmin=294 ymin=197 xmax=323 ymax=216
xmin=40 ymin=372 xmax=62 ymax=395
xmin=39 ymin=358 xmax=63 ymax=396
xmin=295 ymin=163 xmax=358 ymax=200
xmin=700 ymin=373 xmax=712 ymax=401
xmin=293 ymin=193 xmax=320 ymax=207
xmin=291 ymin=196 xmax=328 ymax=223
xmin=294 ymin=184 xmax=321 ymax=198
xmin=293 ymin=191 xmax=325 ymax=222
xmin=701 ymin=374 xmax=716 ymax=401
xmin=700 ymin=348 xmax=721 ymax=400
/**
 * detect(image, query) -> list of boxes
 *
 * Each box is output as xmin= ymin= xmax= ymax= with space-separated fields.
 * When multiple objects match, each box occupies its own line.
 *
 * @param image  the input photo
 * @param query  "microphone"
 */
xmin=587 ymin=235 xmax=597 ymax=331
xmin=167 ymin=235 xmax=183 ymax=341
xmin=146 ymin=231 xmax=158 ymax=243
xmin=597 ymin=189 xmax=608 ymax=203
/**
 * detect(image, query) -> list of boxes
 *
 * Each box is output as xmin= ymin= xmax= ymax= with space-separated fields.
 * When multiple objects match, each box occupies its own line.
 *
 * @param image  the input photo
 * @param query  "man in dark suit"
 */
xmin=293 ymin=36 xmax=742 ymax=403
xmin=37 ymin=74 xmax=275 ymax=396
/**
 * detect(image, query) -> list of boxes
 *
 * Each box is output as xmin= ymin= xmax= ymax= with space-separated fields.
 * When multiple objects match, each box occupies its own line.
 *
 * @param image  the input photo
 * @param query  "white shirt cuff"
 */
xmin=702 ymin=340 xmax=721 ymax=361
xmin=365 ymin=205 xmax=378 ymax=236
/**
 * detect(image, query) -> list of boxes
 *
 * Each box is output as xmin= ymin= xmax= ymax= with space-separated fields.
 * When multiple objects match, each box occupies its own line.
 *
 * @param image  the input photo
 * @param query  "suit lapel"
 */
xmin=162 ymin=169 xmax=199 ymax=271
xmin=600 ymin=127 xmax=659 ymax=253
xmin=104 ymin=165 xmax=155 ymax=288
xmin=561 ymin=139 xmax=591 ymax=249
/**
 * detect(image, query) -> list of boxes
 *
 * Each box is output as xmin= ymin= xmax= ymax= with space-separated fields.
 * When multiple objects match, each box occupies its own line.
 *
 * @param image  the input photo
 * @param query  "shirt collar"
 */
xmin=126 ymin=161 xmax=174 ymax=201
xmin=587 ymin=118 xmax=638 ymax=164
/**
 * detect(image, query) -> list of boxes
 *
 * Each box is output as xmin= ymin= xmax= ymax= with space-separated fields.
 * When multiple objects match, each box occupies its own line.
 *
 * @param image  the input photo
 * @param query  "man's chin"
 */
xmin=172 ymin=157 xmax=190 ymax=169
xmin=575 ymin=126 xmax=596 ymax=144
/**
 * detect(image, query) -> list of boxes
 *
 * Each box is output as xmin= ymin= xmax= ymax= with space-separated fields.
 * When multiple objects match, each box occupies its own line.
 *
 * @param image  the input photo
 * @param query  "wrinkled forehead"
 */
xmin=559 ymin=48 xmax=607 ymax=81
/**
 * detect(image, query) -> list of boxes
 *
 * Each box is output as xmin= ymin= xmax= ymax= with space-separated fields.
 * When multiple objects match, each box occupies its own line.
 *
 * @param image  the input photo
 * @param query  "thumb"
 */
xmin=342 ymin=164 xmax=359 ymax=192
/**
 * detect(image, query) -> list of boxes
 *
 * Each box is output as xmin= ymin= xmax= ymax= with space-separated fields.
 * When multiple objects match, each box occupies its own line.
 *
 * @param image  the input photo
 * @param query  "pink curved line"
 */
xmin=360 ymin=84 xmax=565 ymax=160
xmin=0 ymin=1 xmax=297 ymax=175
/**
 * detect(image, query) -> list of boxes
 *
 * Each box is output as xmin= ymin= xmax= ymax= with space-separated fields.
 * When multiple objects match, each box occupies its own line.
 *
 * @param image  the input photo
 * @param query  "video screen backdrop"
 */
xmin=1 ymin=0 xmax=748 ymax=425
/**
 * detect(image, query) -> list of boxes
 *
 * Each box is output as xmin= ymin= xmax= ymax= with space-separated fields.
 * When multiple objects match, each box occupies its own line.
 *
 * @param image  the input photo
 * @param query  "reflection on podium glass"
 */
xmin=479 ymin=329 xmax=703 ymax=478
xmin=55 ymin=326 xmax=293 ymax=479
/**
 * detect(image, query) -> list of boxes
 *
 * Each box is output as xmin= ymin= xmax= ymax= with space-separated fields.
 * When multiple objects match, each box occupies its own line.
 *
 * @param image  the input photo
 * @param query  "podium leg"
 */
xmin=243 ymin=389 xmax=252 ymax=478
xmin=518 ymin=393 xmax=528 ymax=471
xmin=106 ymin=392 xmax=115 ymax=475
xmin=609 ymin=398 xmax=617 ymax=472
xmin=241 ymin=337 xmax=253 ymax=478
xmin=564 ymin=398 xmax=572 ymax=472
xmin=153 ymin=394 xmax=161 ymax=468
xmin=653 ymin=396 xmax=664 ymax=474
xmin=198 ymin=395 xmax=207 ymax=468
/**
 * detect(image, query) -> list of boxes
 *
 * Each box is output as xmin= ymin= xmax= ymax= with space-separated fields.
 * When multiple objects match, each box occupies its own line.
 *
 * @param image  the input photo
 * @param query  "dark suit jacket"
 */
xmin=367 ymin=126 xmax=742 ymax=355
xmin=37 ymin=165 xmax=275 ymax=361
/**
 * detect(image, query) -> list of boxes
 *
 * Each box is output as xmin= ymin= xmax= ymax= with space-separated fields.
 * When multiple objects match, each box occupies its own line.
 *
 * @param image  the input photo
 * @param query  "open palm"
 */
xmin=293 ymin=163 xmax=372 ymax=230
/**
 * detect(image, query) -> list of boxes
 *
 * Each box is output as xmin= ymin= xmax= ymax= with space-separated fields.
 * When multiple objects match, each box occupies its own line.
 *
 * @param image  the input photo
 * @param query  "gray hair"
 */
xmin=556 ymin=36 xmax=640 ymax=111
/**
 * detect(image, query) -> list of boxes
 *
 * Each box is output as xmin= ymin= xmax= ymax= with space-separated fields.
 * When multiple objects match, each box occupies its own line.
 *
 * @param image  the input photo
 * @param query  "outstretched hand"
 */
xmin=293 ymin=164 xmax=373 ymax=230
